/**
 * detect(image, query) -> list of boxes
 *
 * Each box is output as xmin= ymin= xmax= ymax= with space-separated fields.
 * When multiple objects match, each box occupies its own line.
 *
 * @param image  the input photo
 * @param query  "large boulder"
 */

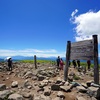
xmin=8 ymin=93 xmax=24 ymax=100
xmin=87 ymin=86 xmax=100 ymax=99
xmin=0 ymin=90 xmax=12 ymax=100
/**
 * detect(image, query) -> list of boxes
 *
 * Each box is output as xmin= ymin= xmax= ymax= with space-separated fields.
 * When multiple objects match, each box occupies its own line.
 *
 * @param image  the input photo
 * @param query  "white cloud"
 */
xmin=70 ymin=10 xmax=100 ymax=43
xmin=0 ymin=49 xmax=65 ymax=58
xmin=71 ymin=9 xmax=78 ymax=17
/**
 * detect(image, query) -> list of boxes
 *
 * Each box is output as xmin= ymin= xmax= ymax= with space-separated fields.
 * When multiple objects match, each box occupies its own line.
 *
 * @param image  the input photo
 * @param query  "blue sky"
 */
xmin=0 ymin=0 xmax=100 ymax=58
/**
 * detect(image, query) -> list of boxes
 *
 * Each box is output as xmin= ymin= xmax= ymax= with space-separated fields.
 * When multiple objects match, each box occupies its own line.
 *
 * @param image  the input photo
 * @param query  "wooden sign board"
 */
xmin=70 ymin=39 xmax=93 ymax=60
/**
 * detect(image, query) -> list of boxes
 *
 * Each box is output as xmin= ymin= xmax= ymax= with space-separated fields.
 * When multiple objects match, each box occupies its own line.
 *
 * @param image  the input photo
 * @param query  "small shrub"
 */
xmin=73 ymin=75 xmax=80 ymax=80
xmin=89 ymin=72 xmax=94 ymax=77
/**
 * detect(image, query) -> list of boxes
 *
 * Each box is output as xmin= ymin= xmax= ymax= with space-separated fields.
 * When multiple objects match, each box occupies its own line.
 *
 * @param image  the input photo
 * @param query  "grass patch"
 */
xmin=73 ymin=75 xmax=81 ymax=80
xmin=19 ymin=60 xmax=56 ymax=64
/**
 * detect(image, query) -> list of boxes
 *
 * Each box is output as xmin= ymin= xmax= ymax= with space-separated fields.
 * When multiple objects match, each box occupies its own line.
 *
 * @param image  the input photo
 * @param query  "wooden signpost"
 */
xmin=64 ymin=41 xmax=71 ymax=81
xmin=34 ymin=55 xmax=37 ymax=69
xmin=64 ymin=35 xmax=99 ymax=84
xmin=93 ymin=35 xmax=99 ymax=84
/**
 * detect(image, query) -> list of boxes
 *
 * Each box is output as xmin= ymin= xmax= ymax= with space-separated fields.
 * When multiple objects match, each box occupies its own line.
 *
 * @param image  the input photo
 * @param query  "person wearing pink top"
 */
xmin=59 ymin=58 xmax=64 ymax=70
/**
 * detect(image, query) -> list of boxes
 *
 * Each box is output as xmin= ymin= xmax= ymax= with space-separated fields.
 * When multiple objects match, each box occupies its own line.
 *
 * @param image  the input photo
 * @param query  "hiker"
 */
xmin=7 ymin=58 xmax=12 ymax=71
xmin=59 ymin=58 xmax=64 ymax=70
xmin=77 ymin=60 xmax=80 ymax=68
xmin=87 ymin=59 xmax=91 ymax=70
xmin=72 ymin=60 xmax=77 ymax=68
xmin=56 ymin=56 xmax=60 ymax=68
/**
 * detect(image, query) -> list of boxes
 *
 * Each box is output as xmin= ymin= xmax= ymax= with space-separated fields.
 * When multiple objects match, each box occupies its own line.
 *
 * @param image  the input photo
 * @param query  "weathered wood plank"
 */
xmin=70 ymin=55 xmax=93 ymax=60
xmin=71 ymin=39 xmax=93 ymax=47
xmin=71 ymin=45 xmax=93 ymax=49
xmin=70 ymin=39 xmax=94 ymax=60
xmin=71 ymin=48 xmax=93 ymax=53
xmin=70 ymin=53 xmax=94 ymax=56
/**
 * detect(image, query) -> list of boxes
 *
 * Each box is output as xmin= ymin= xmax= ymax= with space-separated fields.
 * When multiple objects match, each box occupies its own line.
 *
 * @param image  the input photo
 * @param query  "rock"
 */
xmin=76 ymin=86 xmax=87 ymax=93
xmin=64 ymin=81 xmax=69 ymax=86
xmin=51 ymin=84 xmax=60 ymax=91
xmin=8 ymin=71 xmax=13 ymax=75
xmin=37 ymin=87 xmax=44 ymax=92
xmin=31 ymin=76 xmax=37 ymax=80
xmin=43 ymin=79 xmax=49 ymax=84
xmin=96 ymin=87 xmax=100 ymax=99
xmin=22 ymin=92 xmax=34 ymax=99
xmin=57 ymin=91 xmax=65 ymax=99
xmin=24 ymin=71 xmax=33 ymax=78
xmin=34 ymin=95 xmax=41 ymax=100
xmin=91 ymin=97 xmax=97 ymax=100
xmin=0 ymin=90 xmax=12 ymax=99
xmin=37 ymin=75 xmax=45 ymax=81
xmin=6 ymin=77 xmax=10 ymax=80
xmin=86 ymin=80 xmax=94 ymax=87
xmin=60 ymin=86 xmax=71 ymax=92
xmin=91 ymin=83 xmax=100 ymax=87
xmin=11 ymin=81 xmax=18 ymax=88
xmin=38 ymin=82 xmax=48 ymax=88
xmin=87 ymin=86 xmax=99 ymax=98
xmin=56 ymin=77 xmax=63 ymax=84
xmin=27 ymin=85 xmax=32 ymax=89
xmin=0 ymin=66 xmax=4 ymax=71
xmin=53 ymin=97 xmax=63 ymax=100
xmin=81 ymin=83 xmax=88 ymax=88
xmin=39 ymin=70 xmax=48 ymax=76
xmin=48 ymin=79 xmax=54 ymax=83
xmin=69 ymin=71 xmax=75 ymax=76
xmin=44 ymin=87 xmax=51 ymax=96
xmin=76 ymin=96 xmax=86 ymax=100
xmin=68 ymin=76 xmax=73 ymax=82
xmin=0 ymin=66 xmax=3 ymax=69
xmin=8 ymin=93 xmax=24 ymax=100
xmin=40 ymin=94 xmax=52 ymax=100
xmin=0 ymin=84 xmax=6 ymax=91
xmin=23 ymin=80 xmax=33 ymax=89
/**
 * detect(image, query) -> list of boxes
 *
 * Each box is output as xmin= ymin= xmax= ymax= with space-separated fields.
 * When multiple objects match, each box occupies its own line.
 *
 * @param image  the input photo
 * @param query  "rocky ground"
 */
xmin=0 ymin=62 xmax=100 ymax=100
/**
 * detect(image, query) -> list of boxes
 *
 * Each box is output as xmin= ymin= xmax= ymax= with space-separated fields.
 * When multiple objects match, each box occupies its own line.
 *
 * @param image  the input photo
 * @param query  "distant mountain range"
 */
xmin=12 ymin=56 xmax=59 ymax=60
xmin=0 ymin=58 xmax=4 ymax=61
xmin=0 ymin=56 xmax=100 ymax=63
xmin=0 ymin=56 xmax=61 ymax=61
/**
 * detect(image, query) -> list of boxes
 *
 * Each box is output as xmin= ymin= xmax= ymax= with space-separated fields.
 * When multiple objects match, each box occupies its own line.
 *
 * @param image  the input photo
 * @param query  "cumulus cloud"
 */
xmin=0 ymin=49 xmax=65 ymax=58
xmin=70 ymin=10 xmax=100 ymax=43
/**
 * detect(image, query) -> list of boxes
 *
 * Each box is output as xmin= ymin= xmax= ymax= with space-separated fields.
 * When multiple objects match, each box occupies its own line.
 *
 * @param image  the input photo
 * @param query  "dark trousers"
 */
xmin=8 ymin=65 xmax=12 ymax=71
xmin=88 ymin=65 xmax=90 ymax=70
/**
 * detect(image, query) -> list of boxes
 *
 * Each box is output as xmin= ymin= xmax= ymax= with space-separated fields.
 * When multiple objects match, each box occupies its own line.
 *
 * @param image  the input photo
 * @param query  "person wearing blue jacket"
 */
xmin=56 ymin=56 xmax=60 ymax=68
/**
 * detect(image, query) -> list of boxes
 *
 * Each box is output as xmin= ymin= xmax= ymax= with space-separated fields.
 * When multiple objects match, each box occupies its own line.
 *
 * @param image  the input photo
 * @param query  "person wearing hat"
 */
xmin=7 ymin=58 xmax=12 ymax=71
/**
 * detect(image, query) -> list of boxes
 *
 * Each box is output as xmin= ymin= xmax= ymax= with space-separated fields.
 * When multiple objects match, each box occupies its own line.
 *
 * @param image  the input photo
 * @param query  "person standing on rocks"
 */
xmin=72 ymin=60 xmax=77 ymax=68
xmin=59 ymin=58 xmax=64 ymax=70
xmin=7 ymin=58 xmax=12 ymax=71
xmin=56 ymin=56 xmax=60 ymax=69
xmin=87 ymin=59 xmax=91 ymax=70
xmin=77 ymin=60 xmax=80 ymax=68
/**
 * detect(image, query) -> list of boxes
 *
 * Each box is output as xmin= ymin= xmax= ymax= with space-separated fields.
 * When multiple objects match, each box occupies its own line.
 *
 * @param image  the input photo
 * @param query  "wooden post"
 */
xmin=93 ymin=35 xmax=99 ymax=84
xmin=64 ymin=41 xmax=71 ymax=81
xmin=34 ymin=55 xmax=37 ymax=69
